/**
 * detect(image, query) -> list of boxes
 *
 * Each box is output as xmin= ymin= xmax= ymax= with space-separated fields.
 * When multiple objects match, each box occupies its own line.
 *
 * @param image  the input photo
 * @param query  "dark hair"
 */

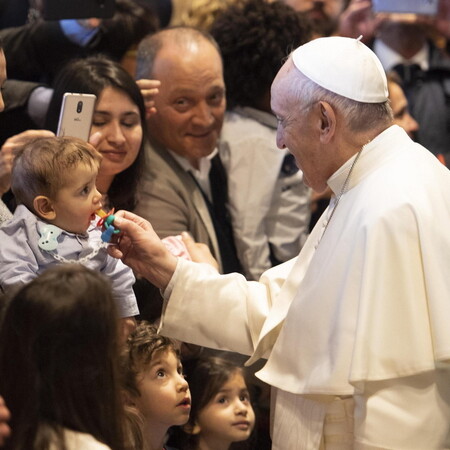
xmin=45 ymin=55 xmax=147 ymax=211
xmin=0 ymin=264 xmax=126 ymax=450
xmin=210 ymin=0 xmax=312 ymax=109
xmin=121 ymin=321 xmax=179 ymax=398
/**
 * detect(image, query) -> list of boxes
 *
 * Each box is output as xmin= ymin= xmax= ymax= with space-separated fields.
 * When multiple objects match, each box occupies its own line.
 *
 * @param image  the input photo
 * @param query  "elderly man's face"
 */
xmin=147 ymin=40 xmax=226 ymax=168
xmin=280 ymin=0 xmax=347 ymax=36
xmin=271 ymin=59 xmax=330 ymax=193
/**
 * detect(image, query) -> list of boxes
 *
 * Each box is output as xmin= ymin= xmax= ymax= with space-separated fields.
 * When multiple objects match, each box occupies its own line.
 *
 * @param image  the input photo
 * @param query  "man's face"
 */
xmin=271 ymin=60 xmax=330 ymax=193
xmin=0 ymin=50 xmax=6 ymax=113
xmin=281 ymin=0 xmax=347 ymax=36
xmin=147 ymin=40 xmax=226 ymax=168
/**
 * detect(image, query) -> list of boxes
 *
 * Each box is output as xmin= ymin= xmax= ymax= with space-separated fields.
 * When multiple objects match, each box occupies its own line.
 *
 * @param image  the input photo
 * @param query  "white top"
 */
xmin=373 ymin=38 xmax=429 ymax=71
xmin=50 ymin=429 xmax=111 ymax=450
xmin=160 ymin=125 xmax=450 ymax=446
xmin=220 ymin=107 xmax=311 ymax=280
xmin=160 ymin=125 xmax=450 ymax=389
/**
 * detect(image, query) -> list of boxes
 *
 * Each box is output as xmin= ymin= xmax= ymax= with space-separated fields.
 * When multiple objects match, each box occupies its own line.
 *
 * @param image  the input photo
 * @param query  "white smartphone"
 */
xmin=372 ymin=0 xmax=439 ymax=15
xmin=56 ymin=93 xmax=97 ymax=141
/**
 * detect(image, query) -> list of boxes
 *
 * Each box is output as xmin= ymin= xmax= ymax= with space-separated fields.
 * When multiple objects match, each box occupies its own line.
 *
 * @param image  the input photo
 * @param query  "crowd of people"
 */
xmin=0 ymin=0 xmax=450 ymax=449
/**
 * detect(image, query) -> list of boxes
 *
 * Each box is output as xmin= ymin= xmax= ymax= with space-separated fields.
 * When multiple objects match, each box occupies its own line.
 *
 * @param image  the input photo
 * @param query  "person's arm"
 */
xmin=108 ymin=210 xmax=288 ymax=356
xmin=337 ymin=0 xmax=383 ymax=43
xmin=0 ymin=130 xmax=55 ymax=197
xmin=0 ymin=224 xmax=40 ymax=290
xmin=0 ymin=396 xmax=11 ymax=447
xmin=101 ymin=250 xmax=139 ymax=319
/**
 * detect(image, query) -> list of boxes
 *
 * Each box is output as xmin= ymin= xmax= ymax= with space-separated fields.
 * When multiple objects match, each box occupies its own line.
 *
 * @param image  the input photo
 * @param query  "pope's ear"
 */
xmin=318 ymin=101 xmax=336 ymax=143
xmin=33 ymin=195 xmax=56 ymax=220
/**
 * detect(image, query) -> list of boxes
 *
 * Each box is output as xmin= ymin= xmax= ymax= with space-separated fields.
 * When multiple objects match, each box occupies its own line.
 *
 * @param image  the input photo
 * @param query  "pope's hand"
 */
xmin=107 ymin=210 xmax=177 ymax=289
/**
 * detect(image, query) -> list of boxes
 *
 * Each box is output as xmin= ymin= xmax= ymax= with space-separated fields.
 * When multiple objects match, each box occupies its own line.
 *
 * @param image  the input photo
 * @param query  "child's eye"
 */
xmin=156 ymin=369 xmax=165 ymax=378
xmin=217 ymin=397 xmax=227 ymax=404
xmin=240 ymin=394 xmax=250 ymax=402
xmin=80 ymin=186 xmax=90 ymax=195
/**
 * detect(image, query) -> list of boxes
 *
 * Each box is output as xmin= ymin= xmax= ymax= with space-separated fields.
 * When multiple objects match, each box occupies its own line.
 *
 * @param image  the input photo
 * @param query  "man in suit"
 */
xmin=134 ymin=27 xmax=241 ymax=275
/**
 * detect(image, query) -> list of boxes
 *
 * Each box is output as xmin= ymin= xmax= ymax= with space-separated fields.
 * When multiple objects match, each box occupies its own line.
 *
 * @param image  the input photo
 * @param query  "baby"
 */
xmin=0 ymin=136 xmax=138 ymax=323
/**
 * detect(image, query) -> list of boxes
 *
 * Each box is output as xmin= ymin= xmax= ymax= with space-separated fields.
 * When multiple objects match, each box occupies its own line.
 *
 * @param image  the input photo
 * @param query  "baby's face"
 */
xmin=51 ymin=163 xmax=102 ymax=234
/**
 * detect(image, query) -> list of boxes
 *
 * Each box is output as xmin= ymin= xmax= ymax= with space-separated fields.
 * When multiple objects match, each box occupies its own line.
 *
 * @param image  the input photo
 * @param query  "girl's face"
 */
xmin=91 ymin=86 xmax=143 ymax=181
xmin=196 ymin=370 xmax=255 ymax=448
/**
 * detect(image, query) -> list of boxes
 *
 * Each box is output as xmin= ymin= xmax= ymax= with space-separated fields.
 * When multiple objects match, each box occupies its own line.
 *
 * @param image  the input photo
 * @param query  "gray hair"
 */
xmin=136 ymin=26 xmax=220 ymax=80
xmin=292 ymin=69 xmax=393 ymax=133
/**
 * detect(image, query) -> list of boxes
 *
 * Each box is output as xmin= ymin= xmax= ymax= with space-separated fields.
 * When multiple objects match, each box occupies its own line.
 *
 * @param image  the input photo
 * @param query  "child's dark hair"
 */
xmin=121 ymin=321 xmax=179 ymax=398
xmin=0 ymin=264 xmax=126 ymax=450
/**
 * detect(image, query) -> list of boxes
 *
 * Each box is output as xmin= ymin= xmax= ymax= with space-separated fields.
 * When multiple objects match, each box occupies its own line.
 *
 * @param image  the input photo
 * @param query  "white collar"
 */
xmin=373 ymin=38 xmax=429 ymax=71
xmin=168 ymin=148 xmax=218 ymax=201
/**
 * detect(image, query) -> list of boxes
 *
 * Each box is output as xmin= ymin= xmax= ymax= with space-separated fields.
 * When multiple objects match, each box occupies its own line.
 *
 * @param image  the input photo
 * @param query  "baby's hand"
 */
xmin=162 ymin=235 xmax=192 ymax=261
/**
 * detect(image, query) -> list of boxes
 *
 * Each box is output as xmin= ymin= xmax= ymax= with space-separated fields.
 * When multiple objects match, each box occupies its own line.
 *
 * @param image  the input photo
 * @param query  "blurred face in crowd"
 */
xmin=388 ymin=80 xmax=419 ymax=138
xmin=147 ymin=39 xmax=226 ymax=170
xmin=279 ymin=0 xmax=347 ymax=36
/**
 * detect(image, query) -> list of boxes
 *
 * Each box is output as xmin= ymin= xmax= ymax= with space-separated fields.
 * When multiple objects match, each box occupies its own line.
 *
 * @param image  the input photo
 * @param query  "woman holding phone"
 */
xmin=45 ymin=55 xmax=158 ymax=211
xmin=0 ymin=56 xmax=159 ymax=214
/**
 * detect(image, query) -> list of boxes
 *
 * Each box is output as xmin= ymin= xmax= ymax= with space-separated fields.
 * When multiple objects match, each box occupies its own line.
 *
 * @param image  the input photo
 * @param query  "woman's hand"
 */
xmin=0 ymin=396 xmax=11 ymax=446
xmin=0 ymin=129 xmax=54 ymax=195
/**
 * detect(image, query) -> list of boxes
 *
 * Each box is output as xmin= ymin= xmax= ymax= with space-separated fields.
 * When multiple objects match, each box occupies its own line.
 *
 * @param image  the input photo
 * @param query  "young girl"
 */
xmin=121 ymin=321 xmax=191 ymax=450
xmin=181 ymin=356 xmax=255 ymax=450
xmin=0 ymin=264 xmax=127 ymax=450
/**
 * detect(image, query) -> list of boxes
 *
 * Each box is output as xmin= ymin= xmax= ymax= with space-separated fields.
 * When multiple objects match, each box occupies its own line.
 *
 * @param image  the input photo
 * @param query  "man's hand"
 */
xmin=0 ymin=129 xmax=55 ymax=195
xmin=0 ymin=396 xmax=11 ymax=446
xmin=338 ymin=0 xmax=384 ymax=43
xmin=107 ymin=210 xmax=178 ymax=289
xmin=136 ymin=79 xmax=161 ymax=118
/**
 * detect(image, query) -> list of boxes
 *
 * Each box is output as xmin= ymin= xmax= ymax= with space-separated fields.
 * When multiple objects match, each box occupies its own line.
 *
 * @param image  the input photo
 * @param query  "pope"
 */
xmin=108 ymin=36 xmax=450 ymax=449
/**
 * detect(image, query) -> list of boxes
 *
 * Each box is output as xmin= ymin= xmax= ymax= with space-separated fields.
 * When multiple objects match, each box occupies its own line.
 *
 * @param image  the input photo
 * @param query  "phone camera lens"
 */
xmin=77 ymin=101 xmax=83 ymax=113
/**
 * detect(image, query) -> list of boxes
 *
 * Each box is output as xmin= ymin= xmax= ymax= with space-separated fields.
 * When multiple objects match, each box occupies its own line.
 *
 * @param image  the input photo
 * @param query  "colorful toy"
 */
xmin=96 ymin=208 xmax=120 ymax=243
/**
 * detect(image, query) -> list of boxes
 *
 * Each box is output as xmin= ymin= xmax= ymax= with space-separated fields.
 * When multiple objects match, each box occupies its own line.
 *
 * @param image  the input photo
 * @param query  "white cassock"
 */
xmin=159 ymin=125 xmax=450 ymax=449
